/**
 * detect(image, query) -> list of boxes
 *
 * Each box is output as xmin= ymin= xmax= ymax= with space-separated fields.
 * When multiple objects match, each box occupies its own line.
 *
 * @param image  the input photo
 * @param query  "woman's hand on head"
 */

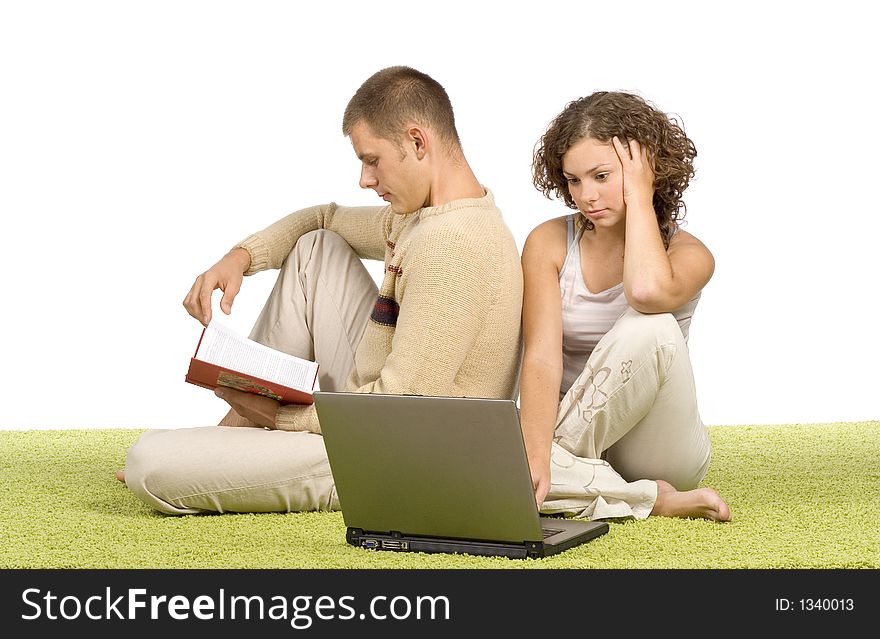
xmin=612 ymin=136 xmax=655 ymax=209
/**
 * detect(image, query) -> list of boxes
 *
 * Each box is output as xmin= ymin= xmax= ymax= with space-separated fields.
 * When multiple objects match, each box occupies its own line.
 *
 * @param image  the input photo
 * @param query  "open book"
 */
xmin=185 ymin=321 xmax=320 ymax=405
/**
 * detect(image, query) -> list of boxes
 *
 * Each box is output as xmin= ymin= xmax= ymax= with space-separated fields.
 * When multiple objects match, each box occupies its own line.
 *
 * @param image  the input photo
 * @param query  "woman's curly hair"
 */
xmin=532 ymin=91 xmax=696 ymax=247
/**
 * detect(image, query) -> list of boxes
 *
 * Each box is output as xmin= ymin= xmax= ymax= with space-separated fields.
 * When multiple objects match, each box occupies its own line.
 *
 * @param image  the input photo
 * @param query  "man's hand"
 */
xmin=612 ymin=136 xmax=655 ymax=209
xmin=215 ymin=387 xmax=279 ymax=429
xmin=183 ymin=248 xmax=251 ymax=326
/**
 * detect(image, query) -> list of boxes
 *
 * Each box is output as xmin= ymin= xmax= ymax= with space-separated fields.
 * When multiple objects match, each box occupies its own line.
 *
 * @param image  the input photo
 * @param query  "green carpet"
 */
xmin=1 ymin=422 xmax=877 ymax=569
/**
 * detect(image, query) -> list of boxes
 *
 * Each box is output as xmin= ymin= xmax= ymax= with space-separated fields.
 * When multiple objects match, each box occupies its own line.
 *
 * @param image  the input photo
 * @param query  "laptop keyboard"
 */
xmin=541 ymin=527 xmax=564 ymax=539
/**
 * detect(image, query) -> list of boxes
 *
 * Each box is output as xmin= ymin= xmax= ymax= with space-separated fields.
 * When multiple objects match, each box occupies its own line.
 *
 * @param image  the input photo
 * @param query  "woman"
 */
xmin=521 ymin=91 xmax=730 ymax=521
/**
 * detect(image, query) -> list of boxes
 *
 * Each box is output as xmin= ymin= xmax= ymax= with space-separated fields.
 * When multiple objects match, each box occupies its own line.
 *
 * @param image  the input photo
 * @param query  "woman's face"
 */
xmin=562 ymin=137 xmax=626 ymax=229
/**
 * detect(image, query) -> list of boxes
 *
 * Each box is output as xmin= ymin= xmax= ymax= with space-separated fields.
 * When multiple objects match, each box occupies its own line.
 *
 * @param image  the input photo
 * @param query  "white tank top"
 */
xmin=559 ymin=214 xmax=699 ymax=398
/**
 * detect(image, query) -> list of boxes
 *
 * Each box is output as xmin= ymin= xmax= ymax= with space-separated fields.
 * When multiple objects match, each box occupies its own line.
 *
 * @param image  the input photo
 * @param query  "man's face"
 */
xmin=349 ymin=121 xmax=428 ymax=214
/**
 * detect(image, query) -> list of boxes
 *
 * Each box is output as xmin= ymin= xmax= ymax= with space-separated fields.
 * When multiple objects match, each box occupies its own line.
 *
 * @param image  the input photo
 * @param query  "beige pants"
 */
xmin=542 ymin=308 xmax=712 ymax=520
xmin=124 ymin=231 xmax=377 ymax=514
xmin=127 ymin=232 xmax=709 ymax=520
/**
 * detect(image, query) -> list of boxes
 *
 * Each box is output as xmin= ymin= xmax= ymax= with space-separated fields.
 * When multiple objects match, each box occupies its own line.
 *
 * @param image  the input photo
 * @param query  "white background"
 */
xmin=1 ymin=0 xmax=877 ymax=430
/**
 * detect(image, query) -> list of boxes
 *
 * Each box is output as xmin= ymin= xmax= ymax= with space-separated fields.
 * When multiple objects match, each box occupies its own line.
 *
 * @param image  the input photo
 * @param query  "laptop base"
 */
xmin=347 ymin=521 xmax=609 ymax=560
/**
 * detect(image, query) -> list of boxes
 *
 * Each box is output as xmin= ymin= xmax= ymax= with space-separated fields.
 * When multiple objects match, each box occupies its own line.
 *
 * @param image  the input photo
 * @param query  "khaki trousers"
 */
xmin=542 ymin=308 xmax=712 ymax=520
xmin=124 ymin=231 xmax=377 ymax=514
xmin=126 ymin=233 xmax=709 ymax=521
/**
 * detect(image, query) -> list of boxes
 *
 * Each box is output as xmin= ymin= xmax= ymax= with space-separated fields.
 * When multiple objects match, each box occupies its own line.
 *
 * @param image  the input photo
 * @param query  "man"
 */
xmin=118 ymin=66 xmax=523 ymax=514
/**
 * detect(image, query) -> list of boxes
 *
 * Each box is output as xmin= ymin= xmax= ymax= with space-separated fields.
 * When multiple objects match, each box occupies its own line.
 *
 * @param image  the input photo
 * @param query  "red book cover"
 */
xmin=185 ymin=358 xmax=315 ymax=405
xmin=184 ymin=324 xmax=318 ymax=405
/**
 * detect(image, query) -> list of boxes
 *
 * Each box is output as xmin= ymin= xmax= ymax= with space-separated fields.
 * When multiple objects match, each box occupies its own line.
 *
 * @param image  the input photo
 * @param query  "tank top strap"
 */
xmin=566 ymin=214 xmax=575 ymax=247
xmin=559 ymin=214 xmax=582 ymax=294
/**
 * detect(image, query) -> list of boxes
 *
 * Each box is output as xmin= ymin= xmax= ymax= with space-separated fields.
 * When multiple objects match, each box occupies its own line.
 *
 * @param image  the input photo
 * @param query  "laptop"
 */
xmin=313 ymin=392 xmax=609 ymax=559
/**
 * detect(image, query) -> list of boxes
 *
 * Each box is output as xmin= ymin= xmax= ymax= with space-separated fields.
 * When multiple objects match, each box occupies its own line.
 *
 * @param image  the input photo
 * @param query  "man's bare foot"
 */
xmin=651 ymin=479 xmax=731 ymax=521
xmin=115 ymin=470 xmax=126 ymax=484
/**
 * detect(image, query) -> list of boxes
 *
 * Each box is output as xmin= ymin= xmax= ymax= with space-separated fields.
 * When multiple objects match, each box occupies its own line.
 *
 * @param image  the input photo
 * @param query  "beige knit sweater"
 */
xmin=234 ymin=188 xmax=523 ymax=433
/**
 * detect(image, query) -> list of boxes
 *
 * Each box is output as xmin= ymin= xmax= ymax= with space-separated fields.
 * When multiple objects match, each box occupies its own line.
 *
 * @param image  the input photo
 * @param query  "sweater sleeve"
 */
xmin=230 ymin=202 xmax=387 ymax=434
xmin=354 ymin=222 xmax=501 ymax=396
xmin=234 ymin=203 xmax=388 ymax=275
xmin=274 ymin=403 xmax=321 ymax=434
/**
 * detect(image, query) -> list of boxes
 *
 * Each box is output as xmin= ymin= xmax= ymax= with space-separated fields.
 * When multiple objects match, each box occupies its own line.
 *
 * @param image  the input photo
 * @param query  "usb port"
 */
xmin=381 ymin=539 xmax=409 ymax=550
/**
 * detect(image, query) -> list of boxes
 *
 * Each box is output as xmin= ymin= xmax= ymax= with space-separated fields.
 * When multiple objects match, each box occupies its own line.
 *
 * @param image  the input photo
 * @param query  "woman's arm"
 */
xmin=614 ymin=137 xmax=715 ymax=313
xmin=519 ymin=218 xmax=567 ymax=507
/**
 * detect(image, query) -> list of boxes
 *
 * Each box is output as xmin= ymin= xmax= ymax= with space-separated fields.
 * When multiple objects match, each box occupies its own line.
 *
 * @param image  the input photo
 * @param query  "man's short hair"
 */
xmin=342 ymin=66 xmax=461 ymax=149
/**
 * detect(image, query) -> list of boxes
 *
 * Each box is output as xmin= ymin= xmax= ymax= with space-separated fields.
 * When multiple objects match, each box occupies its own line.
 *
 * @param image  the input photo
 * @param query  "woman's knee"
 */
xmin=601 ymin=309 xmax=685 ymax=363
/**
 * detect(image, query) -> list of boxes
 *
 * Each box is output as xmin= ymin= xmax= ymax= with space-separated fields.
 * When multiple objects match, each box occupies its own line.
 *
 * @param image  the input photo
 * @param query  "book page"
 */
xmin=196 ymin=321 xmax=318 ymax=391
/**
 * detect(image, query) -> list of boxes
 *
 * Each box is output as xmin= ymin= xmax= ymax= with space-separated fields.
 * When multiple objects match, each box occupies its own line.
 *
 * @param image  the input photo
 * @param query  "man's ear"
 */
xmin=406 ymin=126 xmax=429 ymax=160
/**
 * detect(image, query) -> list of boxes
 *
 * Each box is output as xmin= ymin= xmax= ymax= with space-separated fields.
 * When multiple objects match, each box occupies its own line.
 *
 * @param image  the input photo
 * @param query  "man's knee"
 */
xmin=278 ymin=229 xmax=360 ymax=283
xmin=292 ymin=229 xmax=351 ymax=260
xmin=124 ymin=428 xmax=337 ymax=514
xmin=123 ymin=431 xmax=162 ymax=488
xmin=124 ymin=429 xmax=196 ymax=482
xmin=122 ymin=432 xmax=193 ymax=514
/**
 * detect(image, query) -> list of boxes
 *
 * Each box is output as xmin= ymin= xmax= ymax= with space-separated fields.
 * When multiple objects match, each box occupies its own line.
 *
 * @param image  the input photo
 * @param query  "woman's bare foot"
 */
xmin=650 ymin=479 xmax=731 ymax=521
xmin=115 ymin=470 xmax=126 ymax=484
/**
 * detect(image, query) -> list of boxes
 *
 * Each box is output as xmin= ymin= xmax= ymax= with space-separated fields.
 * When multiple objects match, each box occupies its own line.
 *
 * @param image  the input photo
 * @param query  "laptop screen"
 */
xmin=314 ymin=392 xmax=545 ymax=543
